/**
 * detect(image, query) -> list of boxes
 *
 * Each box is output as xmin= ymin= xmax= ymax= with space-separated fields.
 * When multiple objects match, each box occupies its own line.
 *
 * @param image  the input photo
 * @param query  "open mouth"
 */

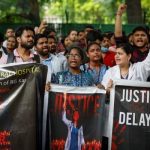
xmin=115 ymin=59 xmax=121 ymax=63
xmin=43 ymin=48 xmax=49 ymax=52
xmin=70 ymin=60 xmax=78 ymax=64
xmin=136 ymin=39 xmax=144 ymax=44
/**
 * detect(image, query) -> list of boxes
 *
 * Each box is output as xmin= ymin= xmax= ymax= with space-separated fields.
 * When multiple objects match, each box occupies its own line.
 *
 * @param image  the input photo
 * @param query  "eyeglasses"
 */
xmin=67 ymin=54 xmax=81 ymax=59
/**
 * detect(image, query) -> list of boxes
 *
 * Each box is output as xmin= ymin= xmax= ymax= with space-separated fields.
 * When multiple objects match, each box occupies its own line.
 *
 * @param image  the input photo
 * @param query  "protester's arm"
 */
xmin=62 ymin=93 xmax=71 ymax=125
xmin=96 ymin=83 xmax=105 ymax=89
xmin=80 ymin=126 xmax=85 ymax=145
xmin=37 ymin=20 xmax=48 ymax=34
xmin=45 ymin=82 xmax=51 ymax=91
xmin=106 ymin=79 xmax=113 ymax=94
xmin=63 ymin=92 xmax=67 ymax=111
xmin=115 ymin=4 xmax=127 ymax=38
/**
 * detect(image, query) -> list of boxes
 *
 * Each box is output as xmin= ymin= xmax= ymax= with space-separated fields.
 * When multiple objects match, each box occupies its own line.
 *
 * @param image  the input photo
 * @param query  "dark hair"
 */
xmin=7 ymin=36 xmax=17 ymax=46
xmin=15 ymin=26 xmax=35 ymax=38
xmin=86 ymin=30 xmax=102 ymax=43
xmin=43 ymin=27 xmax=56 ymax=36
xmin=60 ymin=35 xmax=69 ymax=51
xmin=67 ymin=29 xmax=78 ymax=36
xmin=132 ymin=26 xmax=149 ymax=38
xmin=68 ymin=45 xmax=84 ymax=60
xmin=86 ymin=41 xmax=101 ymax=52
xmin=60 ymin=35 xmax=67 ymax=44
xmin=102 ymin=32 xmax=114 ymax=40
xmin=47 ymin=35 xmax=57 ymax=42
xmin=78 ymin=30 xmax=84 ymax=35
xmin=34 ymin=33 xmax=47 ymax=45
xmin=117 ymin=43 xmax=133 ymax=55
xmin=0 ymin=32 xmax=4 ymax=43
xmin=84 ymin=25 xmax=94 ymax=30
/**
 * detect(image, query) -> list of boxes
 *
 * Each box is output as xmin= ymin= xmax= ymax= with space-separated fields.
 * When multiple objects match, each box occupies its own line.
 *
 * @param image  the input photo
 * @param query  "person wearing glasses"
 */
xmin=51 ymin=45 xmax=94 ymax=86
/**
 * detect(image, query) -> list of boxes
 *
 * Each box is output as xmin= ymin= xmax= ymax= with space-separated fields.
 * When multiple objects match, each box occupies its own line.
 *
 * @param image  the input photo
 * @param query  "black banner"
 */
xmin=48 ymin=85 xmax=106 ymax=150
xmin=111 ymin=83 xmax=150 ymax=150
xmin=0 ymin=63 xmax=47 ymax=150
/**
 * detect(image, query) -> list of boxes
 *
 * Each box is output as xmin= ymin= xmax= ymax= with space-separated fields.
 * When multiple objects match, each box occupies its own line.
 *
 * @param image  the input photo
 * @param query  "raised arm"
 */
xmin=62 ymin=93 xmax=71 ymax=125
xmin=115 ymin=4 xmax=127 ymax=37
xmin=37 ymin=20 xmax=48 ymax=34
xmin=63 ymin=92 xmax=67 ymax=111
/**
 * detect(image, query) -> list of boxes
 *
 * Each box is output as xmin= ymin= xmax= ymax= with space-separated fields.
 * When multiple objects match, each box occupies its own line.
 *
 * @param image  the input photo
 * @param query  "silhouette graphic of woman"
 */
xmin=62 ymin=93 xmax=85 ymax=150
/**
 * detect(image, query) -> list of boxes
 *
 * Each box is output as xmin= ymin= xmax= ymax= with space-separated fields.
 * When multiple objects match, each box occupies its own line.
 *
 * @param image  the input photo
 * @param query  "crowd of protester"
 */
xmin=1 ymin=4 xmax=150 ymax=92
xmin=0 ymin=3 xmax=150 ymax=149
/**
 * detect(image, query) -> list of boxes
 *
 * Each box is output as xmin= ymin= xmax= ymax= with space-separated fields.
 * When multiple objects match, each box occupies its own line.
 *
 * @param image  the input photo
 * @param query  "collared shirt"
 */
xmin=54 ymin=53 xmax=68 ymax=71
xmin=131 ymin=48 xmax=149 ymax=63
xmin=102 ymin=50 xmax=150 ymax=89
xmin=0 ymin=49 xmax=36 ymax=64
xmin=40 ymin=54 xmax=63 ymax=80
xmin=2 ymin=40 xmax=7 ymax=48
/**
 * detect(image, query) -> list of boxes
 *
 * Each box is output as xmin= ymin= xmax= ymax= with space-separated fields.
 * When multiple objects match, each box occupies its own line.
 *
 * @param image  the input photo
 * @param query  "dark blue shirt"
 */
xmin=51 ymin=70 xmax=94 ymax=86
xmin=69 ymin=126 xmax=78 ymax=150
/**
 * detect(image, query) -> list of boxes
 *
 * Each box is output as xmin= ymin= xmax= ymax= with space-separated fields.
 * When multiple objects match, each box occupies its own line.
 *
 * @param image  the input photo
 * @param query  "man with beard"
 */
xmin=0 ymin=26 xmax=40 ymax=64
xmin=47 ymin=35 xmax=68 ymax=71
xmin=34 ymin=34 xmax=63 ymax=79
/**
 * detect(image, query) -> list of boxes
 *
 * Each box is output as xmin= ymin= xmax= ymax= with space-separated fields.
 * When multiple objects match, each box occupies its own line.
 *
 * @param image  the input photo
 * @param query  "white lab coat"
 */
xmin=102 ymin=50 xmax=150 ymax=88
xmin=62 ymin=111 xmax=85 ymax=150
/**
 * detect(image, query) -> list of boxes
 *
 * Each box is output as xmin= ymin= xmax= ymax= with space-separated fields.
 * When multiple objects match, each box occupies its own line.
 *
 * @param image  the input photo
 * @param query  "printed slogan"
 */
xmin=47 ymin=85 xmax=106 ymax=150
xmin=110 ymin=82 xmax=150 ymax=150
xmin=0 ymin=63 xmax=47 ymax=150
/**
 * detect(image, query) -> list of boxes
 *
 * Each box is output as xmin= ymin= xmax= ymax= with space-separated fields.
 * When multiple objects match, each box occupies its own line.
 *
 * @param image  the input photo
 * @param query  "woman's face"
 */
xmin=68 ymin=48 xmax=82 ymax=69
xmin=86 ymin=44 xmax=102 ymax=62
xmin=115 ymin=48 xmax=131 ymax=66
xmin=69 ymin=31 xmax=78 ymax=42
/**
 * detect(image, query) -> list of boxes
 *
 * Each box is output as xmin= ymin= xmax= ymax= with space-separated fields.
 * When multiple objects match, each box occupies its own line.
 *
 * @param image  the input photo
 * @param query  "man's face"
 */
xmin=64 ymin=37 xmax=73 ymax=47
xmin=132 ymin=31 xmax=148 ymax=48
xmin=48 ymin=38 xmax=57 ymax=53
xmin=101 ymin=37 xmax=111 ymax=48
xmin=35 ymin=37 xmax=49 ymax=56
xmin=6 ymin=29 xmax=14 ymax=38
xmin=19 ymin=30 xmax=34 ymax=49
xmin=78 ymin=31 xmax=85 ymax=41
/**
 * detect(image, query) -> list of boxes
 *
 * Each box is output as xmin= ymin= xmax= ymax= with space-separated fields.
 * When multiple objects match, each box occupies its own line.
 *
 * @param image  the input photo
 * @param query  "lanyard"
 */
xmin=87 ymin=63 xmax=101 ymax=84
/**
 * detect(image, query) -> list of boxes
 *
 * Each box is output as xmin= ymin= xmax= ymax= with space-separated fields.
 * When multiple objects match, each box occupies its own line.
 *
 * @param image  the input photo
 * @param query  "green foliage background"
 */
xmin=0 ymin=0 xmax=149 ymax=24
